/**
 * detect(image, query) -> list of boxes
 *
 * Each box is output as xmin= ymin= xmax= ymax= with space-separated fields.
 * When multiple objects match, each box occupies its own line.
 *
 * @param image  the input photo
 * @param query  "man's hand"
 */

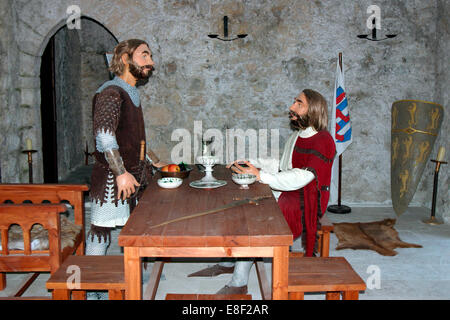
xmin=227 ymin=160 xmax=261 ymax=181
xmin=152 ymin=161 xmax=167 ymax=168
xmin=116 ymin=171 xmax=140 ymax=200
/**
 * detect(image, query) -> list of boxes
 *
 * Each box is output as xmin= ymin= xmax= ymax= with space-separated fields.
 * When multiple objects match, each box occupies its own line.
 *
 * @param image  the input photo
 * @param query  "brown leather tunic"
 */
xmin=90 ymin=85 xmax=151 ymax=206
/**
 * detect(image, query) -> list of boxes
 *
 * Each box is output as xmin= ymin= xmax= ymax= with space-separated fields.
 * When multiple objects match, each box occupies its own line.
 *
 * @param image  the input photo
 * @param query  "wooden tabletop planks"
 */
xmin=118 ymin=165 xmax=292 ymax=248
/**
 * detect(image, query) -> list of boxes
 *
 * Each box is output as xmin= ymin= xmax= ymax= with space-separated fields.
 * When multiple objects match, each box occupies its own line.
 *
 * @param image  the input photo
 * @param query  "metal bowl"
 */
xmin=158 ymin=165 xmax=193 ymax=179
xmin=231 ymin=173 xmax=257 ymax=189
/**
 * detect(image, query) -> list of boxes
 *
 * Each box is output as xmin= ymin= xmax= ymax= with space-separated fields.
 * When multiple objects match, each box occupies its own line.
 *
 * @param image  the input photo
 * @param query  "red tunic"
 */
xmin=277 ymin=131 xmax=336 ymax=256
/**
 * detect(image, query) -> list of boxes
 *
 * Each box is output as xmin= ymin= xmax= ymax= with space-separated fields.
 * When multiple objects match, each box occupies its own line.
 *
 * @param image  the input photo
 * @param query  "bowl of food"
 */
xmin=157 ymin=177 xmax=183 ymax=189
xmin=231 ymin=173 xmax=257 ymax=189
xmin=158 ymin=163 xmax=192 ymax=179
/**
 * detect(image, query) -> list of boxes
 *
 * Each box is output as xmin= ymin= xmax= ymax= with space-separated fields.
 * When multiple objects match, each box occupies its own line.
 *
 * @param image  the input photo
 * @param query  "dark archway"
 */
xmin=40 ymin=35 xmax=58 ymax=183
xmin=40 ymin=17 xmax=118 ymax=183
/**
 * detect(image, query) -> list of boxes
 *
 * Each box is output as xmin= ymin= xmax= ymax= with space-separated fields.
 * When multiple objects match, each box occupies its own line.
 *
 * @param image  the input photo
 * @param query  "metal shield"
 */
xmin=391 ymin=100 xmax=444 ymax=216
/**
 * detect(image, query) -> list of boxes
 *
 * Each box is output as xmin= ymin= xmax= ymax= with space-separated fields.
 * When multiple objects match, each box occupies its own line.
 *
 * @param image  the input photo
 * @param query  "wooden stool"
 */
xmin=288 ymin=257 xmax=366 ymax=300
xmin=46 ymin=255 xmax=125 ymax=300
xmin=166 ymin=294 xmax=252 ymax=300
xmin=318 ymin=215 xmax=334 ymax=257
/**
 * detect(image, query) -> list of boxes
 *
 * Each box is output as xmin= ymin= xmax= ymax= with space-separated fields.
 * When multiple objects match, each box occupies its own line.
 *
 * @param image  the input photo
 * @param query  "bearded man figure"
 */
xmin=87 ymin=39 xmax=166 ymax=258
xmin=189 ymin=89 xmax=336 ymax=295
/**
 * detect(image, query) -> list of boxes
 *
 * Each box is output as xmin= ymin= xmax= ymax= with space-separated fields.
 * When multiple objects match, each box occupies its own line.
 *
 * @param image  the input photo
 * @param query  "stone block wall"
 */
xmin=432 ymin=0 xmax=449 ymax=222
xmin=0 ymin=0 xmax=28 ymax=182
xmin=0 ymin=0 xmax=447 ymax=221
xmin=78 ymin=18 xmax=117 ymax=161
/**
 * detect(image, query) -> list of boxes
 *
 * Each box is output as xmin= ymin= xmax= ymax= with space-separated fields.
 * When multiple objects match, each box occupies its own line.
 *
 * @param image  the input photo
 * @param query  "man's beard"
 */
xmin=289 ymin=111 xmax=310 ymax=130
xmin=129 ymin=60 xmax=154 ymax=80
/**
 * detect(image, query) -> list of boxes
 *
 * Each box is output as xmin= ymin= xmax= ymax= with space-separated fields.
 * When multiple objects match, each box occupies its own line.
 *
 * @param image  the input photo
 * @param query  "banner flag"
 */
xmin=330 ymin=55 xmax=352 ymax=204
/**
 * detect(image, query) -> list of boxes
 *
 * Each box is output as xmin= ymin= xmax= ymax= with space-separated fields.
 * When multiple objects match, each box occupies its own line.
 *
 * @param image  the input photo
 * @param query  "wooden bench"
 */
xmin=46 ymin=255 xmax=125 ymax=300
xmin=0 ymin=184 xmax=88 ymax=297
xmin=288 ymin=257 xmax=366 ymax=300
xmin=165 ymin=294 xmax=252 ymax=300
xmin=144 ymin=215 xmax=335 ymax=301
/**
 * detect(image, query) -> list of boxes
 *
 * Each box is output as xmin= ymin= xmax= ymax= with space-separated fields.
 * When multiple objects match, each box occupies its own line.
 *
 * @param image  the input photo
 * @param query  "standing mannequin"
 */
xmin=87 ymin=39 xmax=166 ymax=257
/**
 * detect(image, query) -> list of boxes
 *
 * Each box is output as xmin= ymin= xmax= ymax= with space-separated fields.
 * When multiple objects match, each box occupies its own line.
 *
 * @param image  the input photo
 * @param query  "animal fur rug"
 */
xmin=0 ymin=216 xmax=81 ymax=251
xmin=333 ymin=218 xmax=422 ymax=256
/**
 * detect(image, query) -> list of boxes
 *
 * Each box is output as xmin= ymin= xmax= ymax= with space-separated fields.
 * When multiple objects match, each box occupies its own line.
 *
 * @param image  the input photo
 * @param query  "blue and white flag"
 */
xmin=330 ymin=55 xmax=352 ymax=204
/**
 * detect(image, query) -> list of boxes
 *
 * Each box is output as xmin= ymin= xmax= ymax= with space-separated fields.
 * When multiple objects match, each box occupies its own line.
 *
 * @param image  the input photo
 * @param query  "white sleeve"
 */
xmin=248 ymin=158 xmax=279 ymax=174
xmin=95 ymin=128 xmax=119 ymax=152
xmin=259 ymin=168 xmax=315 ymax=191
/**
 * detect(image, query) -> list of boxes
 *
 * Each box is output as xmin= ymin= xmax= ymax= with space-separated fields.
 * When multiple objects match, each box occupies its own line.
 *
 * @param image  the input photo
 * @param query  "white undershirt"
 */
xmin=250 ymin=127 xmax=317 ymax=201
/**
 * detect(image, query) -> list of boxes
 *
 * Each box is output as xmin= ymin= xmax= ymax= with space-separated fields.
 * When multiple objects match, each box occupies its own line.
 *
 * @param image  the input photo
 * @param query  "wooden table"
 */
xmin=118 ymin=165 xmax=293 ymax=300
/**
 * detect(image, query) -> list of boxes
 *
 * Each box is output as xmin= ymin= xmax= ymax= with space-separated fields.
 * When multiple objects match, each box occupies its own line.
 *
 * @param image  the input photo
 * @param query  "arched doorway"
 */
xmin=40 ymin=17 xmax=118 ymax=183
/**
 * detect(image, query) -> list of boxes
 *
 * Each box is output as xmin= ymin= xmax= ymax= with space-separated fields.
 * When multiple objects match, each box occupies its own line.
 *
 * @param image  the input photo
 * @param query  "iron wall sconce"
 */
xmin=358 ymin=18 xmax=397 ymax=41
xmin=208 ymin=16 xmax=247 ymax=41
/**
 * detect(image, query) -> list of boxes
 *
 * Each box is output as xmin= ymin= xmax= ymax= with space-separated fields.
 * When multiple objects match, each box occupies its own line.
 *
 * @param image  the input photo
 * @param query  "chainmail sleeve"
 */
xmin=93 ymin=88 xmax=122 ymax=139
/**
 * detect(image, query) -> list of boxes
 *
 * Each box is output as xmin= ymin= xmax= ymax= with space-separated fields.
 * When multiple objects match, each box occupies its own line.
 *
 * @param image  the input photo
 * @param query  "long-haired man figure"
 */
xmin=190 ymin=89 xmax=336 ymax=295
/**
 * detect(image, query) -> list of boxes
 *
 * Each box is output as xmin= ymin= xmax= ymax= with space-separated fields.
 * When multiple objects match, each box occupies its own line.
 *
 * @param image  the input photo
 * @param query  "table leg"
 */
xmin=52 ymin=289 xmax=70 ymax=300
xmin=288 ymin=292 xmax=304 ymax=300
xmin=272 ymin=246 xmax=289 ymax=300
xmin=342 ymin=290 xmax=359 ymax=300
xmin=109 ymin=289 xmax=125 ymax=300
xmin=326 ymin=292 xmax=341 ymax=300
xmin=0 ymin=273 xmax=6 ymax=290
xmin=124 ymin=247 xmax=142 ymax=300
xmin=71 ymin=291 xmax=86 ymax=300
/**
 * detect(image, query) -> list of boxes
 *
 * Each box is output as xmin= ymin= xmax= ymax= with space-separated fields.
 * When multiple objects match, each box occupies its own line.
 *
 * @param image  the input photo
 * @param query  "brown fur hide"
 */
xmin=0 ymin=216 xmax=82 ymax=251
xmin=333 ymin=219 xmax=422 ymax=256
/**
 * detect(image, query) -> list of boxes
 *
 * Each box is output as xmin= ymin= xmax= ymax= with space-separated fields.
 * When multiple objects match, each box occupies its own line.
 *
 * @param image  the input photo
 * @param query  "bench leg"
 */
xmin=52 ymin=289 xmax=71 ymax=300
xmin=71 ymin=291 xmax=86 ymax=300
xmin=318 ymin=232 xmax=323 ymax=256
xmin=326 ymin=292 xmax=341 ymax=300
xmin=0 ymin=273 xmax=6 ymax=290
xmin=321 ymin=231 xmax=330 ymax=257
xmin=342 ymin=291 xmax=359 ymax=300
xmin=76 ymin=240 xmax=85 ymax=256
xmin=109 ymin=289 xmax=125 ymax=300
xmin=288 ymin=292 xmax=304 ymax=300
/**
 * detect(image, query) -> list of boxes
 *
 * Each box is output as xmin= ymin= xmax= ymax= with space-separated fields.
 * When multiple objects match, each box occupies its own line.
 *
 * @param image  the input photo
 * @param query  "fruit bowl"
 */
xmin=157 ymin=177 xmax=183 ymax=189
xmin=158 ymin=165 xmax=192 ymax=179
xmin=231 ymin=173 xmax=257 ymax=189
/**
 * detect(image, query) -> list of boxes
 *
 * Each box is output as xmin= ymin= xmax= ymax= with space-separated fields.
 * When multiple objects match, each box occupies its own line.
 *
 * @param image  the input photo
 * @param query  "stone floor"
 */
xmin=1 ymin=164 xmax=449 ymax=300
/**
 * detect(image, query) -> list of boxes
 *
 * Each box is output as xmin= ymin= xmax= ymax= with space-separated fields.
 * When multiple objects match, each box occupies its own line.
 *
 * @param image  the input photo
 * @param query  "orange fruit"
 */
xmin=168 ymin=164 xmax=180 ymax=172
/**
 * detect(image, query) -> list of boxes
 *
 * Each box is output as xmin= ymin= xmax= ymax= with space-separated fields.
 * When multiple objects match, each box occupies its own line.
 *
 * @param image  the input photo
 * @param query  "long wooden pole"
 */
xmin=149 ymin=195 xmax=272 ymax=229
xmin=338 ymin=53 xmax=343 ymax=207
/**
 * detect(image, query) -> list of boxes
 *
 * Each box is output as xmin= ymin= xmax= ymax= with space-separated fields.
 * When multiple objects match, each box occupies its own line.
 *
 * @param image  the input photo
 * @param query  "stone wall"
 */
xmin=53 ymin=18 xmax=117 ymax=179
xmin=0 ymin=0 xmax=447 ymax=219
xmin=78 ymin=18 xmax=117 ymax=161
xmin=0 ymin=0 xmax=29 ymax=182
xmin=433 ymin=0 xmax=449 ymax=222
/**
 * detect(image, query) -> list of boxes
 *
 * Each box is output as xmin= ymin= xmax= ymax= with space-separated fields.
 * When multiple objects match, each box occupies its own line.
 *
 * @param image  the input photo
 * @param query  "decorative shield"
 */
xmin=391 ymin=100 xmax=444 ymax=216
